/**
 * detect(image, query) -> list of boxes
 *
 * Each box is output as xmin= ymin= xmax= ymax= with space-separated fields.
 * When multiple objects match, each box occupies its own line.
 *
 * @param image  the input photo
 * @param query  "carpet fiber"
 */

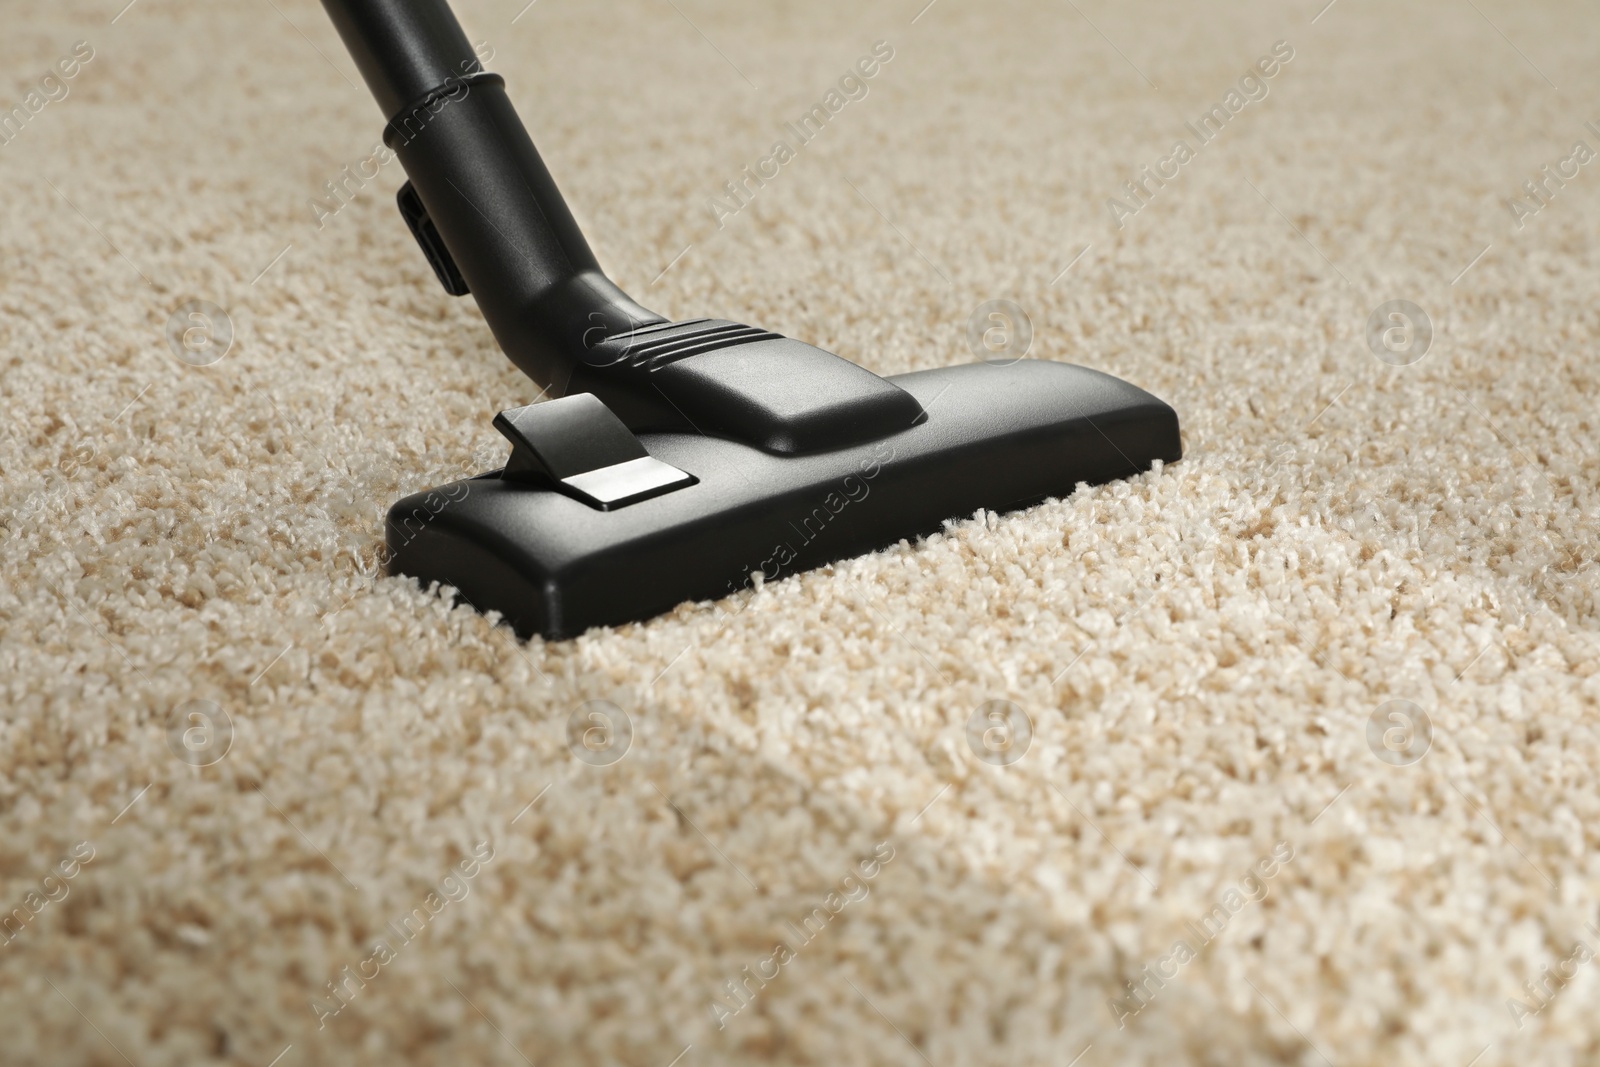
xmin=3 ymin=1 xmax=1600 ymax=1065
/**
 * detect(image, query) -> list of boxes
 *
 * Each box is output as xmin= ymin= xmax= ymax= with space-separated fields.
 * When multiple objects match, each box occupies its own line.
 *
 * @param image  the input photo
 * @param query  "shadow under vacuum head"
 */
xmin=323 ymin=0 xmax=1181 ymax=639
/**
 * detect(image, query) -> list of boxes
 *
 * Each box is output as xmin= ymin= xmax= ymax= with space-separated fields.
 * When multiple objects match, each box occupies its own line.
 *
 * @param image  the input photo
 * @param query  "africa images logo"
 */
xmin=309 ymin=842 xmax=496 ymax=1029
xmin=0 ymin=41 xmax=95 ymax=148
xmin=1105 ymin=40 xmax=1294 ymax=230
xmin=705 ymin=40 xmax=896 ymax=229
xmin=707 ymin=842 xmax=896 ymax=1030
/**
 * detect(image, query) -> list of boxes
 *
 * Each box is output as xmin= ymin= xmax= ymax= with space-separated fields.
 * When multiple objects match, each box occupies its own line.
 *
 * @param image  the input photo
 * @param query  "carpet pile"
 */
xmin=2 ymin=1 xmax=1598 ymax=1064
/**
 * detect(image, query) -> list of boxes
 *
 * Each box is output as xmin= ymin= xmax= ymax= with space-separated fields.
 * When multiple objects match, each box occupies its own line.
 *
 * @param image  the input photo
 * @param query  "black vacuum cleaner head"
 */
xmin=322 ymin=0 xmax=1181 ymax=640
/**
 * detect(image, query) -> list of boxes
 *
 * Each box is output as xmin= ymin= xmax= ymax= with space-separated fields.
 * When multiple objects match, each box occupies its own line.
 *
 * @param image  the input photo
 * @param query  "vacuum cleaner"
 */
xmin=320 ymin=0 xmax=1181 ymax=639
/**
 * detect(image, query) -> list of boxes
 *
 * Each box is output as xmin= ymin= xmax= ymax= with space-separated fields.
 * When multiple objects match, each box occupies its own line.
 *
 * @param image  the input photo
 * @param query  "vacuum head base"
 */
xmin=387 ymin=360 xmax=1181 ymax=639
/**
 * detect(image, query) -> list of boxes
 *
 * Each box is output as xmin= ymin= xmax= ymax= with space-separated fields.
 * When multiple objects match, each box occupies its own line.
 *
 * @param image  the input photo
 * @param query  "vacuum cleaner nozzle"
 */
xmin=323 ymin=0 xmax=1182 ymax=639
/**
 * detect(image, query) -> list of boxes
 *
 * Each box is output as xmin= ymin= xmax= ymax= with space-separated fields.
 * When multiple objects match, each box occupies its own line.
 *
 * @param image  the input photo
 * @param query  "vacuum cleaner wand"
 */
xmin=321 ymin=0 xmax=1182 ymax=639
xmin=321 ymin=0 xmax=662 ymax=385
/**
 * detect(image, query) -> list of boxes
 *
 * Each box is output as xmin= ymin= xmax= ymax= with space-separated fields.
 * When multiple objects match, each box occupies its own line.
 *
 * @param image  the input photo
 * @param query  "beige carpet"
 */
xmin=4 ymin=0 xmax=1600 ymax=1064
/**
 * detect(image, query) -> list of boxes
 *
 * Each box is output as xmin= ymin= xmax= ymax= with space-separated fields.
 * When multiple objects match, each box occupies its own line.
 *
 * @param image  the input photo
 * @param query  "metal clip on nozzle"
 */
xmin=493 ymin=395 xmax=693 ymax=510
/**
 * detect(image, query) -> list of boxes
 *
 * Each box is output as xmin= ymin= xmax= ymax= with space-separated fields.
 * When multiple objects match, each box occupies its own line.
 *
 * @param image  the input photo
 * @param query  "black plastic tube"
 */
xmin=321 ymin=0 xmax=664 ymax=393
xmin=322 ymin=0 xmax=481 ymax=124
